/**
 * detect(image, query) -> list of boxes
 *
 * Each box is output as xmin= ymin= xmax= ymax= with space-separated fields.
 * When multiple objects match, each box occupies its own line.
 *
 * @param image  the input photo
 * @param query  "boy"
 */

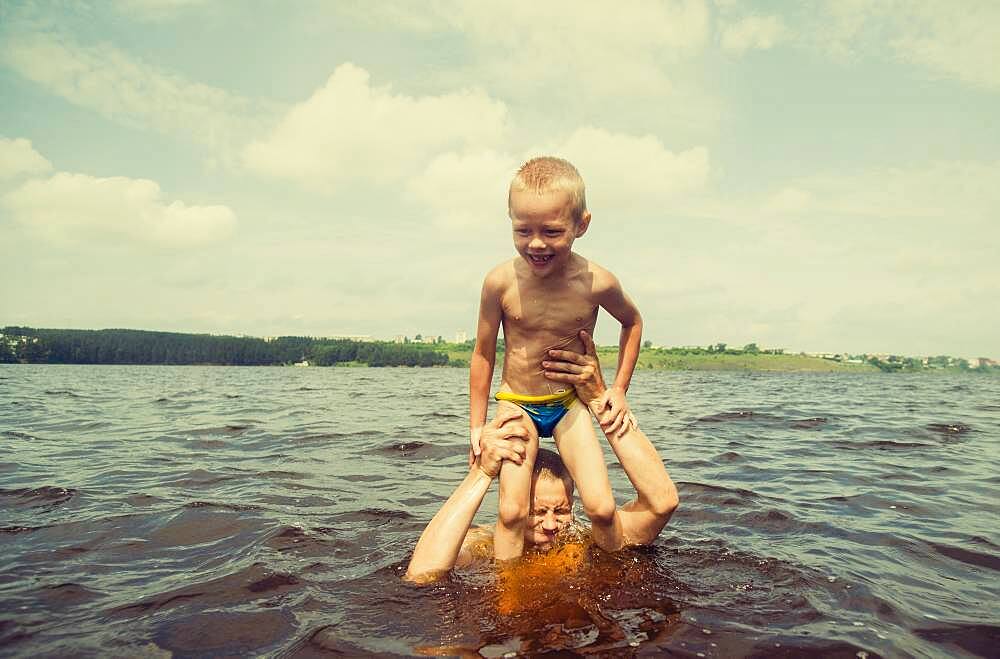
xmin=470 ymin=156 xmax=642 ymax=560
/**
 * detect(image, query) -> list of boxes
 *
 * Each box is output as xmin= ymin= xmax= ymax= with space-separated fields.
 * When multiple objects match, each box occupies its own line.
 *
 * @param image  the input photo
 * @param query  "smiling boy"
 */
xmin=470 ymin=156 xmax=643 ymax=559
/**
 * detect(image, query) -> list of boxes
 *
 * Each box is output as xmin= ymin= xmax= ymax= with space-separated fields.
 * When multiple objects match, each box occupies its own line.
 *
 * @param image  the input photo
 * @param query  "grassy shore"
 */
xmin=600 ymin=348 xmax=878 ymax=372
xmin=442 ymin=346 xmax=879 ymax=372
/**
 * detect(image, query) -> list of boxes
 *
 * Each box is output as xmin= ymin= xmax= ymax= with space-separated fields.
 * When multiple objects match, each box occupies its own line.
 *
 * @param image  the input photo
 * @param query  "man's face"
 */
xmin=524 ymin=475 xmax=574 ymax=549
xmin=508 ymin=188 xmax=588 ymax=278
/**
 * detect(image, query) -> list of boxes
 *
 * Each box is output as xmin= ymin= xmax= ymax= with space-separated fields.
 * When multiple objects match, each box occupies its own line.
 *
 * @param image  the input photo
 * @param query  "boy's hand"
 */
xmin=469 ymin=425 xmax=484 ymax=467
xmin=592 ymin=387 xmax=638 ymax=438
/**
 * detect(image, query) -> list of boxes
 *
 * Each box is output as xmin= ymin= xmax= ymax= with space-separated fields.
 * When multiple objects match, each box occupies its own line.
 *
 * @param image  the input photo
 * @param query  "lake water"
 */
xmin=1 ymin=365 xmax=998 ymax=657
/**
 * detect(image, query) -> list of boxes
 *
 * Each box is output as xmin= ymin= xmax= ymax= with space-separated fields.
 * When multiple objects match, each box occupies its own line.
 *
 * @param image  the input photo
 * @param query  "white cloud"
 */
xmin=406 ymin=150 xmax=517 ymax=227
xmin=626 ymin=155 xmax=1000 ymax=355
xmin=404 ymin=127 xmax=712 ymax=228
xmin=0 ymin=31 xmax=271 ymax=152
xmin=720 ymin=15 xmax=787 ymax=54
xmin=764 ymin=187 xmax=812 ymax=214
xmin=463 ymin=0 xmax=709 ymax=94
xmin=0 ymin=137 xmax=53 ymax=180
xmin=815 ymin=0 xmax=1000 ymax=89
xmin=3 ymin=172 xmax=236 ymax=248
xmin=244 ymin=63 xmax=509 ymax=191
xmin=553 ymin=127 xmax=710 ymax=212
xmin=782 ymin=160 xmax=1000 ymax=229
xmin=890 ymin=2 xmax=1000 ymax=90
xmin=341 ymin=1 xmax=710 ymax=96
xmin=114 ymin=0 xmax=208 ymax=22
xmin=633 ymin=157 xmax=1000 ymax=351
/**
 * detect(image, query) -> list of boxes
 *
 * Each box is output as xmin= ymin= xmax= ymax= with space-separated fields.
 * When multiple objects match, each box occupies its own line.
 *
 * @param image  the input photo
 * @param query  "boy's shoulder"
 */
xmin=572 ymin=254 xmax=621 ymax=292
xmin=482 ymin=259 xmax=517 ymax=289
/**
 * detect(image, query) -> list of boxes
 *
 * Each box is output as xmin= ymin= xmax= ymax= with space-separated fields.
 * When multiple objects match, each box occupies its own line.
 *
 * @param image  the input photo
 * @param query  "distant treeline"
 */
xmin=0 ymin=327 xmax=449 ymax=367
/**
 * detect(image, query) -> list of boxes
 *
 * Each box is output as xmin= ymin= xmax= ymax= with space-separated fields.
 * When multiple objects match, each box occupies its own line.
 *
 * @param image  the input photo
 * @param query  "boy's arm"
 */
xmin=595 ymin=271 xmax=643 ymax=435
xmin=469 ymin=271 xmax=504 ymax=462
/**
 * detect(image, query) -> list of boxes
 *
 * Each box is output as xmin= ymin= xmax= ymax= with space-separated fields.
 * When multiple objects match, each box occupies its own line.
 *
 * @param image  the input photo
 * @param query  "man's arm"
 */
xmin=405 ymin=410 xmax=529 ymax=583
xmin=470 ymin=270 xmax=504 ymax=463
xmin=595 ymin=271 xmax=643 ymax=434
xmin=604 ymin=423 xmax=678 ymax=545
xmin=543 ymin=331 xmax=677 ymax=547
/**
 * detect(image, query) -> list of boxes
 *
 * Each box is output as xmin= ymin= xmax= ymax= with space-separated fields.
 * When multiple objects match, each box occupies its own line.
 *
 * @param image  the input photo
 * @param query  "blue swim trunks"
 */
xmin=495 ymin=389 xmax=577 ymax=437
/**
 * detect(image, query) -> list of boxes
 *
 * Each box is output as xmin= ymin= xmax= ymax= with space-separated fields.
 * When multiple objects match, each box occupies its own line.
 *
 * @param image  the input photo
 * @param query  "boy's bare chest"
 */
xmin=500 ymin=280 xmax=598 ymax=333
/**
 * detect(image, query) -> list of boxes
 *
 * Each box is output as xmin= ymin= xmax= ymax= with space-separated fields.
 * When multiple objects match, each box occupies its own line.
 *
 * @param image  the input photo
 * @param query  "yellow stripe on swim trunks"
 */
xmin=495 ymin=390 xmax=577 ymax=437
xmin=495 ymin=389 xmax=576 ymax=408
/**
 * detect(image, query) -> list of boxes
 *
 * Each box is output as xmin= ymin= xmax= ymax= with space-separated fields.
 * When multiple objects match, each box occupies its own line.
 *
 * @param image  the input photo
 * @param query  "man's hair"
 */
xmin=509 ymin=156 xmax=587 ymax=222
xmin=533 ymin=447 xmax=575 ymax=494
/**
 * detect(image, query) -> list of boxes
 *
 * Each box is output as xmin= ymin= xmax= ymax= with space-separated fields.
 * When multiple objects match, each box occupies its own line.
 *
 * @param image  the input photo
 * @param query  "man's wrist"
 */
xmin=471 ymin=463 xmax=495 ymax=482
xmin=579 ymin=388 xmax=604 ymax=406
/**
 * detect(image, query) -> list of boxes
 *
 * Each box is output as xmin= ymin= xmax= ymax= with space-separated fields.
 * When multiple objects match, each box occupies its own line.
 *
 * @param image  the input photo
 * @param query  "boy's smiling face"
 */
xmin=509 ymin=187 xmax=590 ymax=278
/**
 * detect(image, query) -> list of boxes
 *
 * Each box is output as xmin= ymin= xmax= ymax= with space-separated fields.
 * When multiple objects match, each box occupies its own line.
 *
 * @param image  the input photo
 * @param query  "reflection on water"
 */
xmin=410 ymin=541 xmax=683 ymax=657
xmin=1 ymin=365 xmax=999 ymax=657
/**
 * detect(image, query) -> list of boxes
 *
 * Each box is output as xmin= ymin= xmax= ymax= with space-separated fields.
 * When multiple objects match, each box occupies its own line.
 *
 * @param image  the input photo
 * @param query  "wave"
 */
xmin=0 ymin=486 xmax=76 ymax=508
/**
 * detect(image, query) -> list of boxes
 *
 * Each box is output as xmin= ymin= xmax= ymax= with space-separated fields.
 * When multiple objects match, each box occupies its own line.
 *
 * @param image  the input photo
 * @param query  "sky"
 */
xmin=1 ymin=0 xmax=998 ymax=357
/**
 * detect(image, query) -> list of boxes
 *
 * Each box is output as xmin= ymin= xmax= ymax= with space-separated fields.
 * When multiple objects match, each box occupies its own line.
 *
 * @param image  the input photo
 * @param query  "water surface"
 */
xmin=1 ymin=365 xmax=998 ymax=657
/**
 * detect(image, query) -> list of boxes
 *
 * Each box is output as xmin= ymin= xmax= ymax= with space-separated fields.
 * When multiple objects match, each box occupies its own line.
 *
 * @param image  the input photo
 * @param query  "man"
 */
xmin=405 ymin=331 xmax=678 ymax=583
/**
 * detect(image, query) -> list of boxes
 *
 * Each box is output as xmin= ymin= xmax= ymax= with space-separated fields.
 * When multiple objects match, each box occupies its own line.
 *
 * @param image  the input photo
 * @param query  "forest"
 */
xmin=0 ymin=327 xmax=449 ymax=367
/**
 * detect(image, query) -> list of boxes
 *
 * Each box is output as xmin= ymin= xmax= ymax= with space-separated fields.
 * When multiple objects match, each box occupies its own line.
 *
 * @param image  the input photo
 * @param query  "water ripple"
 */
xmin=0 ymin=365 xmax=997 ymax=656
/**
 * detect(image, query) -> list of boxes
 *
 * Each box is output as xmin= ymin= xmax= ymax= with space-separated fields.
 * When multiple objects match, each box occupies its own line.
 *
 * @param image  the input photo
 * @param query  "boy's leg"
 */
xmin=553 ymin=402 xmax=622 ymax=552
xmin=494 ymin=401 xmax=539 ymax=561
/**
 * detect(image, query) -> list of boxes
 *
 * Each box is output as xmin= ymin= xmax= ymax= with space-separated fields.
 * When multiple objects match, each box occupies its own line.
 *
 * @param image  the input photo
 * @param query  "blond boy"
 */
xmin=470 ymin=156 xmax=643 ymax=560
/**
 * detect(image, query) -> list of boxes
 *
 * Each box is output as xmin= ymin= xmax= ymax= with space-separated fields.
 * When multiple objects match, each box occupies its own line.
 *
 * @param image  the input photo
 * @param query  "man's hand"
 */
xmin=475 ymin=408 xmax=530 ymax=479
xmin=543 ymin=330 xmax=637 ymax=437
xmin=542 ymin=330 xmax=607 ymax=404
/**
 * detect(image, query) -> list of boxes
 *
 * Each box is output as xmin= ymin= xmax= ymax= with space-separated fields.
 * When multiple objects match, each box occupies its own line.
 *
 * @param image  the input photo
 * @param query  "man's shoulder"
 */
xmin=466 ymin=525 xmax=494 ymax=543
xmin=457 ymin=525 xmax=494 ymax=566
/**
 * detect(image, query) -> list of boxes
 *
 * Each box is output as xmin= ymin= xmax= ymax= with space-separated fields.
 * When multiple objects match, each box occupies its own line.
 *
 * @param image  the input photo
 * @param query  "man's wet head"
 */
xmin=525 ymin=448 xmax=575 ymax=548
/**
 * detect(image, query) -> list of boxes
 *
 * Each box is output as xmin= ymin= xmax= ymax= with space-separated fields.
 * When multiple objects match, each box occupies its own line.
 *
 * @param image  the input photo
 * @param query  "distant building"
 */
xmin=393 ymin=335 xmax=406 ymax=344
xmin=1 ymin=334 xmax=37 ymax=347
xmin=455 ymin=331 xmax=468 ymax=343
xmin=324 ymin=334 xmax=374 ymax=342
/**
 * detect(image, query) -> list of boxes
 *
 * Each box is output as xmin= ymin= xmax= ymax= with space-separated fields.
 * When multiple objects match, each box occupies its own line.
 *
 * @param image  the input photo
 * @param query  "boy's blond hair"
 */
xmin=509 ymin=156 xmax=588 ymax=223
